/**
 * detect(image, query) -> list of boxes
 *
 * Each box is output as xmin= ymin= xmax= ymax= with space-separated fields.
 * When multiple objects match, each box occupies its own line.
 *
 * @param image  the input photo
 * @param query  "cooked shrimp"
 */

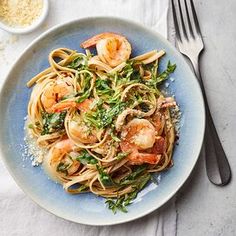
xmin=81 ymin=32 xmax=131 ymax=67
xmin=76 ymin=98 xmax=94 ymax=112
xmin=43 ymin=139 xmax=80 ymax=182
xmin=68 ymin=106 xmax=98 ymax=144
xmin=50 ymin=98 xmax=94 ymax=113
xmin=41 ymin=79 xmax=74 ymax=113
xmin=69 ymin=117 xmax=98 ymax=144
xmin=50 ymin=100 xmax=78 ymax=113
xmin=120 ymin=118 xmax=161 ymax=165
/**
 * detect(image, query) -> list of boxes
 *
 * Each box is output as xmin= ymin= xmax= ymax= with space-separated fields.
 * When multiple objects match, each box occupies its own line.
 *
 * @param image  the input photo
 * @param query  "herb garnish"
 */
xmin=67 ymin=55 xmax=89 ymax=70
xmin=76 ymin=72 xmax=92 ymax=103
xmin=85 ymin=101 xmax=126 ymax=129
xmin=76 ymin=150 xmax=98 ymax=165
xmin=76 ymin=90 xmax=90 ymax=103
xmin=106 ymin=166 xmax=151 ymax=213
xmin=76 ymin=184 xmax=89 ymax=193
xmin=119 ymin=166 xmax=147 ymax=186
xmin=115 ymin=152 xmax=129 ymax=160
xmin=96 ymin=78 xmax=114 ymax=96
xmin=67 ymin=184 xmax=89 ymax=194
xmin=56 ymin=162 xmax=71 ymax=175
xmin=96 ymin=165 xmax=113 ymax=186
xmin=41 ymin=111 xmax=66 ymax=135
xmin=146 ymin=61 xmax=176 ymax=87
xmin=28 ymin=124 xmax=34 ymax=129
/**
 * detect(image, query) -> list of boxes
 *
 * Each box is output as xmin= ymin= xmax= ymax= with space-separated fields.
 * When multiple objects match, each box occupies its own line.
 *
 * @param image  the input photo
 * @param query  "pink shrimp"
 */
xmin=81 ymin=32 xmax=132 ymax=67
xmin=44 ymin=139 xmax=80 ymax=181
xmin=120 ymin=118 xmax=162 ymax=165
xmin=41 ymin=80 xmax=74 ymax=113
xmin=49 ymin=98 xmax=94 ymax=113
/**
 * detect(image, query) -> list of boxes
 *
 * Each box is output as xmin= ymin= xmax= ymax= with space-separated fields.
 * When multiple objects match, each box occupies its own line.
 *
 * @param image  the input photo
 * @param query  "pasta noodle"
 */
xmin=26 ymin=32 xmax=178 ymax=212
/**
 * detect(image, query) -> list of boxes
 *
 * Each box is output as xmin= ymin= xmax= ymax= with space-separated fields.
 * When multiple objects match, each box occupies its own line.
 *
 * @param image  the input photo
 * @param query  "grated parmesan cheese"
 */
xmin=23 ymin=116 xmax=47 ymax=166
xmin=0 ymin=0 xmax=43 ymax=27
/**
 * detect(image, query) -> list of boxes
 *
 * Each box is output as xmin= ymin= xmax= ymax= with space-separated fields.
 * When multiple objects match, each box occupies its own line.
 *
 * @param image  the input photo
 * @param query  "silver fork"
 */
xmin=171 ymin=0 xmax=231 ymax=185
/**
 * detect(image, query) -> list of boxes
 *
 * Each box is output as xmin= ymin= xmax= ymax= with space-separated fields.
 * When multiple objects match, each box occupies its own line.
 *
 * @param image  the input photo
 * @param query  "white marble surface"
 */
xmin=1 ymin=0 xmax=236 ymax=235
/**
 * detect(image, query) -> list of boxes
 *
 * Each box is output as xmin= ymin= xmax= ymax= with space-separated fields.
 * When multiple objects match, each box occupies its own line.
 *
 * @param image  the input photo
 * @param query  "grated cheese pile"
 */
xmin=0 ymin=0 xmax=43 ymax=27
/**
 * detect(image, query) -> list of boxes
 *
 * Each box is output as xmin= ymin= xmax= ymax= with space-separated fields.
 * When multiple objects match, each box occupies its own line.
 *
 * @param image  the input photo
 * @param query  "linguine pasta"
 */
xmin=26 ymin=32 xmax=177 ymax=213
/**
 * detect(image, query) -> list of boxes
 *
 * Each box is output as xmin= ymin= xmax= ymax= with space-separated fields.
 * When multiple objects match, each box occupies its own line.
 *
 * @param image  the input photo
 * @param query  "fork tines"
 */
xmin=171 ymin=0 xmax=202 ymax=41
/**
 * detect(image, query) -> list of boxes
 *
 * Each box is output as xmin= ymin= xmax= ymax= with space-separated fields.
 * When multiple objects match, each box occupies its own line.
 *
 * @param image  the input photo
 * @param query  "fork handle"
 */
xmin=191 ymin=58 xmax=231 ymax=186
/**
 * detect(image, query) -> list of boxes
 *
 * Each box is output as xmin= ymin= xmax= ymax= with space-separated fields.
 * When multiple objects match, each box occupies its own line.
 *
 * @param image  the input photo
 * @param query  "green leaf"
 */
xmin=119 ymin=165 xmax=147 ymax=185
xmin=85 ymin=101 xmax=126 ymax=129
xmin=116 ymin=61 xmax=142 ymax=86
xmin=116 ymin=152 xmax=129 ymax=160
xmin=96 ymin=165 xmax=113 ymax=186
xmin=41 ymin=111 xmax=66 ymax=135
xmin=146 ymin=61 xmax=176 ymax=87
xmin=134 ymin=172 xmax=151 ymax=190
xmin=28 ymin=124 xmax=34 ymax=129
xmin=76 ymin=72 xmax=93 ymax=103
xmin=156 ymin=61 xmax=176 ymax=84
xmin=77 ymin=184 xmax=89 ymax=192
xmin=76 ymin=150 xmax=98 ymax=165
xmin=105 ymin=165 xmax=151 ymax=214
xmin=110 ymin=131 xmax=121 ymax=142
xmin=105 ymin=190 xmax=137 ymax=214
xmin=67 ymin=55 xmax=88 ymax=70
xmin=96 ymin=78 xmax=113 ymax=95
xmin=56 ymin=162 xmax=70 ymax=175
xmin=76 ymin=90 xmax=90 ymax=103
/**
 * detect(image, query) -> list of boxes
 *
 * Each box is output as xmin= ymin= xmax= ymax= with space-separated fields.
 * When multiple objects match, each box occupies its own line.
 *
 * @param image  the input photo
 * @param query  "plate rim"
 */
xmin=0 ymin=16 xmax=206 ymax=226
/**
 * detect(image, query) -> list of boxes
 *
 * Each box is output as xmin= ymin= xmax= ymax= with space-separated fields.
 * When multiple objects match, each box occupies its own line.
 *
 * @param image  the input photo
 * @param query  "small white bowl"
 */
xmin=0 ymin=0 xmax=49 ymax=34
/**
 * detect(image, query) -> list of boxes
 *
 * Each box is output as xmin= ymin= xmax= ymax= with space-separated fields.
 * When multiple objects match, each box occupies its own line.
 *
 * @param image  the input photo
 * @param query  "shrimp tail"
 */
xmin=80 ymin=32 xmax=125 ymax=48
xmin=129 ymin=153 xmax=161 ymax=165
xmin=49 ymin=99 xmax=93 ymax=113
xmin=50 ymin=101 xmax=78 ymax=113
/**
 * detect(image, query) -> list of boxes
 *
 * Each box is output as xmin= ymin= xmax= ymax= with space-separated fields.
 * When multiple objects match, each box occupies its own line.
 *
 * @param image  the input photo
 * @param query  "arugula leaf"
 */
xmin=67 ymin=184 xmax=89 ymax=194
xmin=123 ymin=190 xmax=139 ymax=206
xmin=156 ymin=61 xmax=176 ymax=83
xmin=146 ymin=61 xmax=176 ymax=87
xmin=105 ymin=166 xmax=151 ymax=214
xmin=119 ymin=166 xmax=148 ymax=186
xmin=76 ymin=90 xmax=90 ymax=103
xmin=134 ymin=172 xmax=151 ymax=190
xmin=95 ymin=77 xmax=122 ymax=105
xmin=76 ymin=184 xmax=89 ymax=192
xmin=96 ymin=165 xmax=113 ymax=186
xmin=76 ymin=150 xmax=98 ymax=165
xmin=110 ymin=131 xmax=121 ymax=142
xmin=85 ymin=102 xmax=126 ymax=129
xmin=28 ymin=124 xmax=34 ymax=129
xmin=116 ymin=152 xmax=129 ymax=160
xmin=67 ymin=55 xmax=88 ymax=70
xmin=105 ymin=173 xmax=151 ymax=214
xmin=75 ymin=71 xmax=93 ymax=103
xmin=41 ymin=111 xmax=66 ymax=135
xmin=96 ymin=78 xmax=114 ymax=95
xmin=97 ymin=102 xmax=126 ymax=127
xmin=56 ymin=162 xmax=70 ymax=175
xmin=105 ymin=198 xmax=128 ymax=214
xmin=123 ymin=61 xmax=141 ymax=81
xmin=117 ymin=61 xmax=141 ymax=86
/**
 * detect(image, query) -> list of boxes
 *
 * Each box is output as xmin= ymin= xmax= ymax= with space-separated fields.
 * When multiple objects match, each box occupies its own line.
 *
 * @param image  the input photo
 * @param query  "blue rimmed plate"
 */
xmin=0 ymin=17 xmax=205 ymax=225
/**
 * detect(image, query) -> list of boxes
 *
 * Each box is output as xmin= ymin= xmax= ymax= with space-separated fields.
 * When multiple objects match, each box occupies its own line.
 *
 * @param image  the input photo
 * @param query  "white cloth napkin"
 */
xmin=0 ymin=1 xmax=176 ymax=235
